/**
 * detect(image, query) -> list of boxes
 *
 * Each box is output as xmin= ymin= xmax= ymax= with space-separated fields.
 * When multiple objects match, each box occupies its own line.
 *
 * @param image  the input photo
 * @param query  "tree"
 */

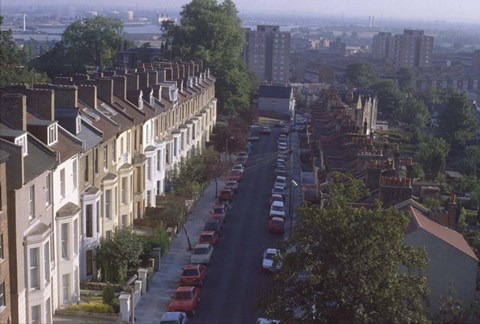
xmin=415 ymin=136 xmax=450 ymax=180
xmin=0 ymin=16 xmax=50 ymax=87
xmin=162 ymin=0 xmax=252 ymax=114
xmin=97 ymin=228 xmax=144 ymax=283
xmin=396 ymin=67 xmax=416 ymax=93
xmin=400 ymin=97 xmax=430 ymax=129
xmin=35 ymin=16 xmax=123 ymax=76
xmin=438 ymin=92 xmax=477 ymax=150
xmin=63 ymin=16 xmax=123 ymax=70
xmin=371 ymin=80 xmax=405 ymax=119
xmin=262 ymin=198 xmax=429 ymax=323
xmin=344 ymin=61 xmax=378 ymax=88
xmin=325 ymin=171 xmax=369 ymax=204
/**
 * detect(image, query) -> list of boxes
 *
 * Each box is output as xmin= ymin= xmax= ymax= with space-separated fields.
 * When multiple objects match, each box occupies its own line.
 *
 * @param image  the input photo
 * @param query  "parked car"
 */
xmin=229 ymin=170 xmax=243 ymax=182
xmin=190 ymin=243 xmax=214 ymax=265
xmin=275 ymin=165 xmax=287 ymax=177
xmin=238 ymin=151 xmax=249 ymax=159
xmin=277 ymin=153 xmax=288 ymax=161
xmin=280 ymin=127 xmax=289 ymax=135
xmin=257 ymin=318 xmax=281 ymax=324
xmin=168 ymin=286 xmax=201 ymax=316
xmin=199 ymin=230 xmax=220 ymax=245
xmin=224 ymin=180 xmax=239 ymax=193
xmin=261 ymin=126 xmax=272 ymax=135
xmin=274 ymin=176 xmax=287 ymax=189
xmin=232 ymin=164 xmax=245 ymax=173
xmin=270 ymin=201 xmax=286 ymax=218
xmin=180 ymin=264 xmax=207 ymax=287
xmin=268 ymin=217 xmax=286 ymax=234
xmin=160 ymin=311 xmax=189 ymax=324
xmin=271 ymin=186 xmax=286 ymax=199
xmin=204 ymin=219 xmax=221 ymax=233
xmin=210 ymin=204 xmax=227 ymax=224
xmin=268 ymin=194 xmax=285 ymax=207
xmin=277 ymin=143 xmax=288 ymax=151
xmin=218 ymin=188 xmax=234 ymax=202
xmin=277 ymin=138 xmax=287 ymax=146
xmin=275 ymin=159 xmax=286 ymax=168
xmin=262 ymin=248 xmax=281 ymax=272
xmin=236 ymin=155 xmax=248 ymax=167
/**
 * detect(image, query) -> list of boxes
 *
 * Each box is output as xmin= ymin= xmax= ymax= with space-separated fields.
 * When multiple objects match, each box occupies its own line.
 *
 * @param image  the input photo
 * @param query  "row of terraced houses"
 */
xmin=0 ymin=60 xmax=217 ymax=323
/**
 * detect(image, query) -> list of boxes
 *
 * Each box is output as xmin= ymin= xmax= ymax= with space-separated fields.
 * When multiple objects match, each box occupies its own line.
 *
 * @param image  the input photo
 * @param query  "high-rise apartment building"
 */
xmin=243 ymin=25 xmax=290 ymax=83
xmin=372 ymin=30 xmax=433 ymax=68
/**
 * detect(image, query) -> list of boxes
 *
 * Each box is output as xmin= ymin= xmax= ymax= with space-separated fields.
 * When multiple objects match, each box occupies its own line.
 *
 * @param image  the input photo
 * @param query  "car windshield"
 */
xmin=212 ymin=208 xmax=224 ymax=214
xmin=220 ymin=191 xmax=229 ymax=195
xmin=194 ymin=247 xmax=209 ymax=254
xmin=272 ymin=220 xmax=284 ymax=226
xmin=273 ymin=189 xmax=284 ymax=194
xmin=175 ymin=292 xmax=192 ymax=300
xmin=182 ymin=269 xmax=199 ymax=276
xmin=272 ymin=206 xmax=285 ymax=212
xmin=226 ymin=181 xmax=235 ymax=186
xmin=265 ymin=252 xmax=276 ymax=260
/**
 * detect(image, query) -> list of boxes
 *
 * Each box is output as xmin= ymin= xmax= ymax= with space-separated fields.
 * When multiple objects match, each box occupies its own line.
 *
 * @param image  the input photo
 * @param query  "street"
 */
xmin=190 ymin=127 xmax=290 ymax=323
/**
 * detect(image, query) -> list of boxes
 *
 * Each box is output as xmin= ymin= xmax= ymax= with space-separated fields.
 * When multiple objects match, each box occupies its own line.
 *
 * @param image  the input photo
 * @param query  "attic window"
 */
xmin=48 ymin=124 xmax=58 ymax=145
xmin=14 ymin=134 xmax=28 ymax=156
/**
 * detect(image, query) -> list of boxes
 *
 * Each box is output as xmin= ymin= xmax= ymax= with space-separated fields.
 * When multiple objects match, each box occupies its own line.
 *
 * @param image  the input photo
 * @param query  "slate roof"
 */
xmin=259 ymin=85 xmax=293 ymax=99
xmin=406 ymin=205 xmax=479 ymax=261
xmin=24 ymin=134 xmax=57 ymax=183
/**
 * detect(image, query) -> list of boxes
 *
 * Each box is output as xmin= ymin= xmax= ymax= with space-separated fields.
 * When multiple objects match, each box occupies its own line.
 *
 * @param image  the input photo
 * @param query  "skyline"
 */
xmin=1 ymin=0 xmax=479 ymax=24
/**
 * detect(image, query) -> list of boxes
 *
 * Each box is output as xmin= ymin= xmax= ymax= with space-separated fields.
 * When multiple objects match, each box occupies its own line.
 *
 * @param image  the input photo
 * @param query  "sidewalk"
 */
xmin=134 ymin=180 xmax=224 ymax=323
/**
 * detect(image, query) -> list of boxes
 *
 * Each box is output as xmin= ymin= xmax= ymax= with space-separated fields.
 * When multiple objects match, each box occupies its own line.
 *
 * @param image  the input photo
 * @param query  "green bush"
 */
xmin=102 ymin=283 xmax=115 ymax=306
xmin=141 ymin=226 xmax=170 ymax=265
xmin=111 ymin=298 xmax=120 ymax=313
xmin=67 ymin=302 xmax=114 ymax=313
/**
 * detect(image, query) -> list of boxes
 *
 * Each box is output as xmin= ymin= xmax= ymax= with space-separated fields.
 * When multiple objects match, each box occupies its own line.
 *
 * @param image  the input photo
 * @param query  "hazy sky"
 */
xmin=4 ymin=0 xmax=479 ymax=23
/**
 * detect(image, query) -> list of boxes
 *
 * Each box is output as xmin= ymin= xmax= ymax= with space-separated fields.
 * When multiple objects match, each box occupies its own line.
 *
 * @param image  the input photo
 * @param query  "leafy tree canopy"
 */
xmin=0 ymin=16 xmax=49 ymax=88
xmin=97 ymin=228 xmax=144 ymax=283
xmin=263 ymin=197 xmax=429 ymax=323
xmin=344 ymin=61 xmax=378 ymax=88
xmin=325 ymin=171 xmax=369 ymax=205
xmin=415 ymin=135 xmax=450 ymax=180
xmin=162 ymin=0 xmax=252 ymax=114
xmin=371 ymin=80 xmax=405 ymax=119
xmin=400 ymin=97 xmax=430 ymax=129
xmin=438 ymin=91 xmax=477 ymax=150
xmin=396 ymin=67 xmax=416 ymax=93
xmin=35 ymin=16 xmax=123 ymax=77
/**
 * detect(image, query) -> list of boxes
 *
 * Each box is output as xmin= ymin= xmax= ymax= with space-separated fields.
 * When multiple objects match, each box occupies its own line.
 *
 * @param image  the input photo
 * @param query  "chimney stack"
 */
xmin=113 ymin=75 xmax=127 ymax=100
xmin=95 ymin=78 xmax=114 ymax=104
xmin=28 ymin=88 xmax=55 ymax=121
xmin=148 ymin=70 xmax=158 ymax=85
xmin=0 ymin=93 xmax=27 ymax=131
xmin=126 ymin=73 xmax=139 ymax=91
xmin=78 ymin=84 xmax=97 ymax=109
xmin=139 ymin=72 xmax=149 ymax=88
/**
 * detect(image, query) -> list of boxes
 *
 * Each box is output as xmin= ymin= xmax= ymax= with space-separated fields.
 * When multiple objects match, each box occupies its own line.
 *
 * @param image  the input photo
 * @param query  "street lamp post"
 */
xmin=289 ymin=179 xmax=298 ymax=230
xmin=225 ymin=136 xmax=234 ymax=163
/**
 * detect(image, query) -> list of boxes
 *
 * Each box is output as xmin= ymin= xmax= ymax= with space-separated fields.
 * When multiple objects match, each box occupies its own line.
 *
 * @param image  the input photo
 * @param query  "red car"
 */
xmin=229 ymin=170 xmax=243 ymax=182
xmin=199 ymin=230 xmax=220 ymax=245
xmin=180 ymin=264 xmax=207 ymax=287
xmin=224 ymin=180 xmax=239 ymax=193
xmin=218 ymin=188 xmax=234 ymax=202
xmin=168 ymin=286 xmax=201 ymax=316
xmin=210 ymin=204 xmax=227 ymax=224
xmin=268 ymin=217 xmax=285 ymax=234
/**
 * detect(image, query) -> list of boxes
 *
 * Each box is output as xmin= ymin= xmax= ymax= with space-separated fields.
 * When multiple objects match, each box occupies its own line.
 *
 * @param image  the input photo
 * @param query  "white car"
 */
xmin=262 ymin=248 xmax=281 ymax=272
xmin=190 ymin=244 xmax=214 ymax=265
xmin=270 ymin=200 xmax=286 ymax=218
xmin=274 ymin=176 xmax=287 ymax=188
xmin=277 ymin=143 xmax=288 ymax=151
xmin=232 ymin=164 xmax=245 ymax=173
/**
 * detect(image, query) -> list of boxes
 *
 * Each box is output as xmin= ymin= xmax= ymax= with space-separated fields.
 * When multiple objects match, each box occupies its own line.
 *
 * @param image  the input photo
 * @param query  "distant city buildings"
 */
xmin=373 ymin=29 xmax=434 ymax=68
xmin=243 ymin=25 xmax=291 ymax=84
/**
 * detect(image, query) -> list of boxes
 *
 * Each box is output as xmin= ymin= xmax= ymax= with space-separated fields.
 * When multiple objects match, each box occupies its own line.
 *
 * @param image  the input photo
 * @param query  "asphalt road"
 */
xmin=190 ymin=127 xmax=284 ymax=324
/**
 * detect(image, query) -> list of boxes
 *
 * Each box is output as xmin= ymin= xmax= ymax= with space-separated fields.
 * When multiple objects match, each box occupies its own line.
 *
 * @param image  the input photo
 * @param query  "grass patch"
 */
xmin=66 ymin=302 xmax=114 ymax=313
